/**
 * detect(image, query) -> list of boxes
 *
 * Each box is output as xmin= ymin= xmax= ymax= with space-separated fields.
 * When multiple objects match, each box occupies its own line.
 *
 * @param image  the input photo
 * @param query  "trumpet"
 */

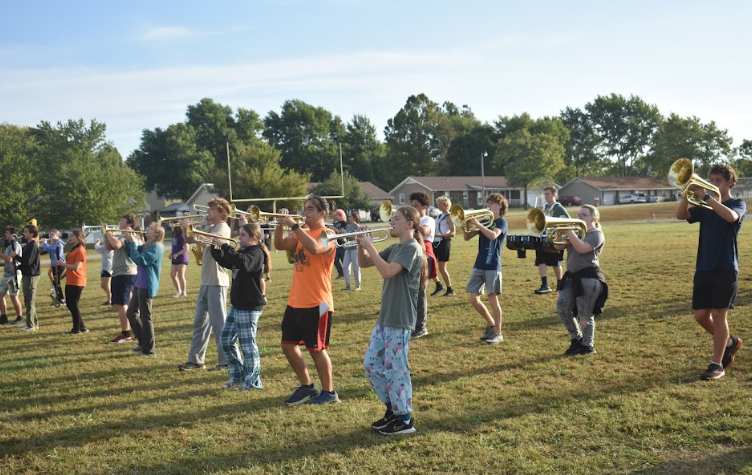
xmin=249 ymin=205 xmax=304 ymax=226
xmin=229 ymin=204 xmax=254 ymax=219
xmin=379 ymin=200 xmax=394 ymax=222
xmin=322 ymin=228 xmax=391 ymax=248
xmin=668 ymin=158 xmax=721 ymax=210
xmin=526 ymin=208 xmax=586 ymax=245
xmin=101 ymin=224 xmax=146 ymax=236
xmin=157 ymin=214 xmax=206 ymax=226
xmin=450 ymin=205 xmax=496 ymax=233
xmin=81 ymin=223 xmax=103 ymax=234
xmin=185 ymin=224 xmax=240 ymax=250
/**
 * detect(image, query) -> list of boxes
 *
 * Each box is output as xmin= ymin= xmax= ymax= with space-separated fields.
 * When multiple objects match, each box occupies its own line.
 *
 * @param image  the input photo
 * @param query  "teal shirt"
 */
xmin=126 ymin=242 xmax=163 ymax=298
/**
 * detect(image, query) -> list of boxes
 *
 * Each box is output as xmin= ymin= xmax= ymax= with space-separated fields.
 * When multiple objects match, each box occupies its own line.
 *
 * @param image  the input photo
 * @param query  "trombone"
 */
xmin=81 ymin=223 xmax=103 ymax=235
xmin=322 ymin=228 xmax=391 ymax=248
xmin=450 ymin=205 xmax=496 ymax=233
xmin=249 ymin=205 xmax=304 ymax=226
xmin=185 ymin=224 xmax=240 ymax=250
xmin=157 ymin=214 xmax=206 ymax=226
xmin=668 ymin=158 xmax=721 ymax=210
xmin=526 ymin=208 xmax=586 ymax=245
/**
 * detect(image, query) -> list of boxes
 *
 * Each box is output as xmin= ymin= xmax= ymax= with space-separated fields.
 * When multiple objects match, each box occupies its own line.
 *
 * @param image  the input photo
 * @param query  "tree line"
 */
xmin=3 ymin=92 xmax=751 ymax=229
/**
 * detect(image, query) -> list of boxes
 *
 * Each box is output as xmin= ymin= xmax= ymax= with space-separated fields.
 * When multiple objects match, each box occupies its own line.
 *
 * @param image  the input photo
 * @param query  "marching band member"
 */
xmin=555 ymin=205 xmax=607 ymax=356
xmin=534 ymin=186 xmax=569 ymax=294
xmin=178 ymin=198 xmax=232 ymax=372
xmin=211 ymin=223 xmax=267 ymax=390
xmin=124 ymin=223 xmax=164 ymax=356
xmin=104 ymin=214 xmax=139 ymax=344
xmin=341 ymin=212 xmax=362 ymax=291
xmin=15 ymin=225 xmax=41 ymax=331
xmin=42 ymin=229 xmax=66 ymax=307
xmin=358 ymin=206 xmax=426 ymax=435
xmin=0 ymin=227 xmax=24 ymax=325
xmin=331 ymin=209 xmax=347 ymax=280
xmin=94 ymin=238 xmax=113 ymax=306
xmin=169 ymin=224 xmax=189 ymax=297
xmin=431 ymin=196 xmax=456 ymax=297
xmin=409 ymin=191 xmax=436 ymax=339
xmin=274 ymin=196 xmax=339 ymax=405
xmin=57 ymin=230 xmax=87 ymax=334
xmin=464 ymin=193 xmax=508 ymax=345
xmin=676 ymin=164 xmax=745 ymax=380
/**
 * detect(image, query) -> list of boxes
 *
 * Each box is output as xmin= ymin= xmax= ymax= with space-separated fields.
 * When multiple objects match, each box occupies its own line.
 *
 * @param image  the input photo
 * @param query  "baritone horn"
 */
xmin=668 ymin=158 xmax=721 ymax=210
xmin=450 ymin=204 xmax=496 ymax=233
xmin=185 ymin=224 xmax=240 ymax=250
xmin=526 ymin=208 xmax=587 ymax=245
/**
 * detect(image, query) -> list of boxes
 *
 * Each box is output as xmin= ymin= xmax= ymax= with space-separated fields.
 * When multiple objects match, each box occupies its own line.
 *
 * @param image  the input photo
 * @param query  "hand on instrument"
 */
xmin=355 ymin=233 xmax=373 ymax=248
xmin=239 ymin=214 xmax=248 ymax=224
xmin=688 ymin=184 xmax=707 ymax=199
xmin=9 ymin=250 xmax=16 ymax=258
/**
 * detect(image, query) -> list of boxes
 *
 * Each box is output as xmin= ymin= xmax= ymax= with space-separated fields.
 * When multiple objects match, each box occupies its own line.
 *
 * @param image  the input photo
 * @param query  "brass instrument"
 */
xmin=379 ymin=200 xmax=394 ymax=222
xmin=81 ymin=223 xmax=103 ymax=235
xmin=157 ymin=214 xmax=206 ymax=226
xmin=526 ymin=208 xmax=587 ymax=245
xmin=668 ymin=158 xmax=721 ymax=210
xmin=185 ymin=224 xmax=240 ymax=250
xmin=191 ymin=244 xmax=203 ymax=266
xmin=450 ymin=204 xmax=496 ymax=233
xmin=229 ymin=204 xmax=254 ymax=219
xmin=101 ymin=224 xmax=146 ymax=236
xmin=249 ymin=205 xmax=304 ymax=226
xmin=322 ymin=228 xmax=390 ymax=248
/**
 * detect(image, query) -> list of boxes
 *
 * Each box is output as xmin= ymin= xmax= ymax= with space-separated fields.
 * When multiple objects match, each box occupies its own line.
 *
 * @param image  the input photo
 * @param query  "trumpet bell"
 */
xmin=450 ymin=205 xmax=495 ymax=233
xmin=668 ymin=158 xmax=721 ymax=210
xmin=526 ymin=208 xmax=587 ymax=245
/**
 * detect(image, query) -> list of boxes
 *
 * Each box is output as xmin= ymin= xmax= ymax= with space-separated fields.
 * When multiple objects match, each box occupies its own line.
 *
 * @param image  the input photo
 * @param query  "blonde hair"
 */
xmin=436 ymin=196 xmax=452 ymax=208
xmin=581 ymin=204 xmax=600 ymax=228
xmin=396 ymin=206 xmax=428 ymax=291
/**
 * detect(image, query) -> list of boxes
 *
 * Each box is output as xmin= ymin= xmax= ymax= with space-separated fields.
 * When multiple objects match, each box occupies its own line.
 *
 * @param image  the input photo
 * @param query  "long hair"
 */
xmin=241 ymin=223 xmax=261 ymax=244
xmin=397 ymin=206 xmax=428 ymax=291
xmin=67 ymin=230 xmax=86 ymax=258
xmin=143 ymin=223 xmax=165 ymax=251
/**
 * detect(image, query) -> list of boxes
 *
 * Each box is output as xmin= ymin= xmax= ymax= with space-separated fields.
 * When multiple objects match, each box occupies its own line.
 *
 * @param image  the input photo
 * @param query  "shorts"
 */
xmin=101 ymin=270 xmax=112 ymax=278
xmin=534 ymin=248 xmax=563 ymax=267
xmin=281 ymin=305 xmax=332 ymax=351
xmin=692 ymin=269 xmax=737 ymax=310
xmin=465 ymin=268 xmax=502 ymax=295
xmin=111 ymin=274 xmax=137 ymax=306
xmin=171 ymin=260 xmax=188 ymax=266
xmin=0 ymin=275 xmax=20 ymax=296
xmin=433 ymin=239 xmax=451 ymax=262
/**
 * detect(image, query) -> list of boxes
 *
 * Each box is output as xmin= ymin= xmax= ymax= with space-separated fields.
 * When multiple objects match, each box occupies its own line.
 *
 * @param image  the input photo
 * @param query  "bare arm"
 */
xmin=357 ymin=236 xmax=404 ymax=279
xmin=566 ymin=229 xmax=594 ymax=254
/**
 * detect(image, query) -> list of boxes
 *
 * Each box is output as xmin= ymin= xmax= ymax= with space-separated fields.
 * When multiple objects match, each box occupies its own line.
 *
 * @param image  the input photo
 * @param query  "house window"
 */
xmin=462 ymin=191 xmax=468 ymax=200
xmin=477 ymin=191 xmax=484 ymax=206
xmin=399 ymin=193 xmax=405 ymax=204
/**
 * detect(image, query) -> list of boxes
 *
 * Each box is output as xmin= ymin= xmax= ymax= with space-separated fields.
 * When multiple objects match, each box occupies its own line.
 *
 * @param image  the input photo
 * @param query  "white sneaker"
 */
xmin=173 ymin=291 xmax=181 ymax=298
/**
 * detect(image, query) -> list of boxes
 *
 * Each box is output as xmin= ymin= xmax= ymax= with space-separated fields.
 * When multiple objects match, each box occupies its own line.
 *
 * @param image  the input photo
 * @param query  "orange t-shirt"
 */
xmin=287 ymin=228 xmax=335 ymax=310
xmin=65 ymin=246 xmax=87 ymax=287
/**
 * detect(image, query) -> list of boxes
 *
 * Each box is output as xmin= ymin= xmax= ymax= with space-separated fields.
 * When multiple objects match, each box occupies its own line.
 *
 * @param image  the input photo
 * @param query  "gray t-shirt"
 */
xmin=4 ymin=241 xmax=22 ymax=277
xmin=95 ymin=242 xmax=113 ymax=274
xmin=200 ymin=222 xmax=230 ymax=287
xmin=112 ymin=237 xmax=138 ymax=276
xmin=377 ymin=239 xmax=423 ymax=330
xmin=566 ymin=228 xmax=605 ymax=273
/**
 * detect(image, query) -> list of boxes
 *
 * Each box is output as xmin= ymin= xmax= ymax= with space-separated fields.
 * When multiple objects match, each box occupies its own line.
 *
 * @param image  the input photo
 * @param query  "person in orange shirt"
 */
xmin=274 ymin=196 xmax=339 ymax=405
xmin=55 ymin=230 xmax=87 ymax=334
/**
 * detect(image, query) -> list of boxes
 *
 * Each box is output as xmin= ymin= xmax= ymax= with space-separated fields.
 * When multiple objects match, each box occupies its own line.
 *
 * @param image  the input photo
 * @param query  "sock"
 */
xmin=436 ymin=282 xmax=443 ymax=289
xmin=396 ymin=413 xmax=411 ymax=423
xmin=122 ymin=330 xmax=130 ymax=337
xmin=712 ymin=361 xmax=722 ymax=367
xmin=541 ymin=277 xmax=548 ymax=287
xmin=446 ymin=286 xmax=453 ymax=292
xmin=303 ymin=383 xmax=315 ymax=389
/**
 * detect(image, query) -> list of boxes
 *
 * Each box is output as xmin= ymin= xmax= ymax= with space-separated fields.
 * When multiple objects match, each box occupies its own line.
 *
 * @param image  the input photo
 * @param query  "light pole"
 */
xmin=481 ymin=151 xmax=488 ymax=199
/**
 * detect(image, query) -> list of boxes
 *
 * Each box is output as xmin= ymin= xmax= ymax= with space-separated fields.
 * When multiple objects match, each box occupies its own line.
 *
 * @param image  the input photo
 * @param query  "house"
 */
xmin=144 ymin=183 xmax=218 ymax=220
xmin=558 ymin=177 xmax=674 ymax=206
xmin=388 ymin=176 xmax=545 ymax=209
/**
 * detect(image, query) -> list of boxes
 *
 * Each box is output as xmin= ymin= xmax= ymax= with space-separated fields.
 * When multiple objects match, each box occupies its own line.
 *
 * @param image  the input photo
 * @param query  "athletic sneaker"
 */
xmin=65 ymin=328 xmax=89 ymax=335
xmin=443 ymin=288 xmax=455 ymax=297
xmin=371 ymin=409 xmax=396 ymax=430
xmin=534 ymin=285 xmax=552 ymax=294
xmin=701 ymin=363 xmax=725 ymax=380
xmin=486 ymin=333 xmax=504 ymax=344
xmin=565 ymin=338 xmax=583 ymax=355
xmin=479 ymin=326 xmax=494 ymax=342
xmin=411 ymin=327 xmax=428 ymax=339
xmin=0 ymin=314 xmax=7 ymax=325
xmin=178 ymin=362 xmax=206 ymax=371
xmin=307 ymin=391 xmax=340 ymax=405
xmin=222 ymin=381 xmax=240 ymax=389
xmin=132 ymin=346 xmax=143 ymax=352
xmin=18 ymin=326 xmax=38 ymax=332
xmin=430 ymin=283 xmax=445 ymax=297
xmin=208 ymin=365 xmax=229 ymax=372
xmin=722 ymin=336 xmax=743 ymax=369
xmin=342 ymin=286 xmax=351 ymax=291
xmin=100 ymin=301 xmax=111 ymax=306
xmin=109 ymin=334 xmax=132 ymax=344
xmin=9 ymin=317 xmax=25 ymax=325
xmin=378 ymin=418 xmax=416 ymax=435
xmin=173 ymin=291 xmax=181 ymax=298
xmin=285 ymin=384 xmax=320 ymax=405
xmin=577 ymin=345 xmax=597 ymax=356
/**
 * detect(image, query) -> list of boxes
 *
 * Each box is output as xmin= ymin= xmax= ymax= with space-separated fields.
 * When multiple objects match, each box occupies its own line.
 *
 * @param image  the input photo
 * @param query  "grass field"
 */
xmin=2 ymin=202 xmax=752 ymax=474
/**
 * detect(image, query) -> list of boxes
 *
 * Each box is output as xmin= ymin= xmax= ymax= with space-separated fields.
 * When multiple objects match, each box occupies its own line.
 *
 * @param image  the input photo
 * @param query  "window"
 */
xmin=477 ymin=191 xmax=484 ymax=206
xmin=399 ymin=193 xmax=405 ymax=204
xmin=462 ymin=191 xmax=468 ymax=200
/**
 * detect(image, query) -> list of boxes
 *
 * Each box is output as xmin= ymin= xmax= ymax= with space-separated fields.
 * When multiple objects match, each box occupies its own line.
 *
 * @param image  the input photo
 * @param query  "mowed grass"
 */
xmin=2 ymin=203 xmax=752 ymax=475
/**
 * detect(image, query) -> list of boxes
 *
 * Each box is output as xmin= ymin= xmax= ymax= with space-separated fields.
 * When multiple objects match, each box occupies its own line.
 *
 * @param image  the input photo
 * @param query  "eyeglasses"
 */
xmin=576 ymin=213 xmax=591 ymax=219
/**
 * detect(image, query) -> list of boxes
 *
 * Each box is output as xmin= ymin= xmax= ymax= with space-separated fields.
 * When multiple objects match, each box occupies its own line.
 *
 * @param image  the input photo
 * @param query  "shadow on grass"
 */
xmin=631 ymin=446 xmax=752 ymax=475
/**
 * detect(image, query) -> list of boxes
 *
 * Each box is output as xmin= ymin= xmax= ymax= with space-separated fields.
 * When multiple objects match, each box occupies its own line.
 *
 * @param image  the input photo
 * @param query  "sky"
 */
xmin=2 ymin=1 xmax=752 ymax=159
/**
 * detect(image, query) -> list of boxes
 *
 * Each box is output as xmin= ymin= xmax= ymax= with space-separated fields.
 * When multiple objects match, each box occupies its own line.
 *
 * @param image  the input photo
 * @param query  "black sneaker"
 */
xmin=9 ymin=317 xmax=25 ymax=325
xmin=443 ymin=288 xmax=455 ymax=296
xmin=722 ymin=336 xmax=743 ymax=369
xmin=0 ymin=315 xmax=8 ymax=325
xmin=371 ymin=409 xmax=396 ymax=430
xmin=564 ymin=338 xmax=582 ymax=356
xmin=479 ymin=326 xmax=494 ymax=342
xmin=178 ymin=362 xmax=206 ymax=371
xmin=534 ymin=285 xmax=552 ymax=294
xmin=577 ymin=345 xmax=596 ymax=356
xmin=430 ymin=283 xmax=445 ymax=296
xmin=701 ymin=363 xmax=725 ymax=380
xmin=378 ymin=418 xmax=416 ymax=435
xmin=411 ymin=327 xmax=428 ymax=339
xmin=208 ymin=364 xmax=230 ymax=372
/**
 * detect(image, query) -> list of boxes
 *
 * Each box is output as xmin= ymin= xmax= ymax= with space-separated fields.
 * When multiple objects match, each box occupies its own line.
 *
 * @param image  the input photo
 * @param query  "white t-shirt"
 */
xmin=420 ymin=215 xmax=435 ymax=243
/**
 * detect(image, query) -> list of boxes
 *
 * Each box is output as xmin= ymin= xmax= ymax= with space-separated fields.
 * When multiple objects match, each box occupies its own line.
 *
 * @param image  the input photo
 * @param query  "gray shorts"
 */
xmin=465 ymin=268 xmax=502 ymax=295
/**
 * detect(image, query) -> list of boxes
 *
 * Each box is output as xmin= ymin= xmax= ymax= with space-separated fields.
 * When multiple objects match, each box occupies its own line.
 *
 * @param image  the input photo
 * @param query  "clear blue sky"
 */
xmin=2 ymin=1 xmax=751 ymax=158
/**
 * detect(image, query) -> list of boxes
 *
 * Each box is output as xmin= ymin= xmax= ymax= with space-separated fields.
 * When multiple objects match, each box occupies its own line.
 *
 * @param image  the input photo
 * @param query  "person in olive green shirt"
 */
xmin=534 ymin=187 xmax=570 ymax=294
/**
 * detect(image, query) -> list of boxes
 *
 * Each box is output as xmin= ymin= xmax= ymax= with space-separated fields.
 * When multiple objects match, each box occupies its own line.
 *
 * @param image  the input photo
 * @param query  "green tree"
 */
xmin=586 ymin=94 xmax=662 ymax=176
xmin=558 ymin=107 xmax=605 ymax=183
xmin=342 ymin=114 xmax=385 ymax=183
xmin=32 ymin=119 xmax=145 ymax=229
xmin=311 ymin=171 xmax=371 ymax=212
xmin=263 ymin=99 xmax=345 ymax=182
xmin=733 ymin=139 xmax=752 ymax=177
xmin=0 ymin=124 xmax=44 ymax=227
xmin=445 ymin=123 xmax=498 ymax=176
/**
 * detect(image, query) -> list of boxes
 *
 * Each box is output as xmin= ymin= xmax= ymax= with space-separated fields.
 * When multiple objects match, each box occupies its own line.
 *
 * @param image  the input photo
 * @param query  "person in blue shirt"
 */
xmin=463 ymin=193 xmax=509 ymax=345
xmin=676 ymin=163 xmax=746 ymax=381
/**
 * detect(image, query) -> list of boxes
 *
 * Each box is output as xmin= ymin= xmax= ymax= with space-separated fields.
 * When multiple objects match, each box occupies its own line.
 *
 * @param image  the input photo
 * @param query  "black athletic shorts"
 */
xmin=281 ymin=305 xmax=332 ymax=351
xmin=534 ymin=248 xmax=563 ymax=267
xmin=692 ymin=269 xmax=737 ymax=310
xmin=433 ymin=239 xmax=451 ymax=262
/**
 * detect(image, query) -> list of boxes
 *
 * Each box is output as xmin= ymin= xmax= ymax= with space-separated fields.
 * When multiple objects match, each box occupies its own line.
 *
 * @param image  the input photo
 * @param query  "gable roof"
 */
xmin=185 ymin=183 xmax=218 ymax=205
xmin=566 ymin=176 xmax=673 ymax=191
xmin=307 ymin=181 xmax=391 ymax=201
xmin=389 ymin=176 xmax=511 ymax=195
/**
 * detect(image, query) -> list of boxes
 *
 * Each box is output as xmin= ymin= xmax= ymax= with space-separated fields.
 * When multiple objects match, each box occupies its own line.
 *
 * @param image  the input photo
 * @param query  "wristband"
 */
xmin=291 ymin=223 xmax=300 ymax=231
xmin=703 ymin=193 xmax=711 ymax=202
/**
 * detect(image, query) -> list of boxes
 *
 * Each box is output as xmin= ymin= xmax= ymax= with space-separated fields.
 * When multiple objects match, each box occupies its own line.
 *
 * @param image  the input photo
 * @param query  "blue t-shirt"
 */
xmin=688 ymin=198 xmax=746 ymax=272
xmin=473 ymin=218 xmax=508 ymax=271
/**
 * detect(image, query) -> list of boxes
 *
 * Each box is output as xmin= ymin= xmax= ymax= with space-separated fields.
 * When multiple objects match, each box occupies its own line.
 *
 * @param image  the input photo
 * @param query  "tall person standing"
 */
xmin=15 ymin=225 xmax=41 ymax=331
xmin=178 ymin=198 xmax=232 ymax=372
xmin=274 ymin=196 xmax=339 ymax=405
xmin=42 ymin=229 xmax=65 ymax=307
xmin=534 ymin=186 xmax=570 ymax=294
xmin=94 ymin=238 xmax=113 ymax=306
xmin=0 ymin=227 xmax=24 ymax=326
xmin=676 ymin=163 xmax=745 ymax=380
xmin=409 ymin=191 xmax=436 ymax=339
xmin=125 ymin=223 xmax=164 ymax=356
xmin=104 ymin=214 xmax=139 ymax=344
xmin=431 ymin=196 xmax=456 ymax=297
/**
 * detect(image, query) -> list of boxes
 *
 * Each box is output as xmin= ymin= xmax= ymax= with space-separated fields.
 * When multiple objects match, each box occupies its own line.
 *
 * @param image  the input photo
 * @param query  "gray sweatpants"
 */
xmin=556 ymin=277 xmax=602 ymax=348
xmin=187 ymin=285 xmax=228 ymax=366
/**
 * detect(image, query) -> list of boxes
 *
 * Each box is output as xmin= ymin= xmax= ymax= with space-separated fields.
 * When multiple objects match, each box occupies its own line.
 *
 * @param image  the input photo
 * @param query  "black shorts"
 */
xmin=534 ymin=248 xmax=563 ymax=267
xmin=692 ymin=269 xmax=737 ymax=310
xmin=281 ymin=305 xmax=332 ymax=351
xmin=101 ymin=270 xmax=112 ymax=278
xmin=171 ymin=260 xmax=188 ymax=266
xmin=433 ymin=239 xmax=451 ymax=262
